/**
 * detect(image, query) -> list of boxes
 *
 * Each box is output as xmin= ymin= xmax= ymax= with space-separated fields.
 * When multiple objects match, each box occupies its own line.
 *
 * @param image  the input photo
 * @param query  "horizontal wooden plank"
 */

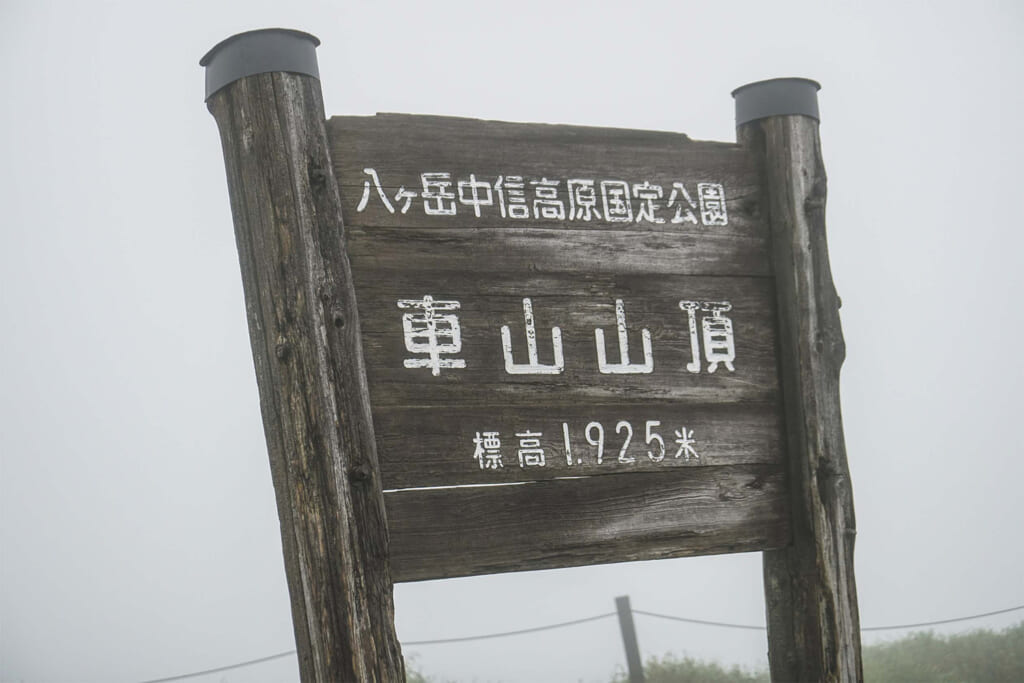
xmin=386 ymin=464 xmax=789 ymax=582
xmin=376 ymin=401 xmax=782 ymax=489
xmin=336 ymin=112 xmax=730 ymax=148
xmin=348 ymin=226 xmax=771 ymax=278
xmin=329 ymin=114 xmax=768 ymax=278
xmin=355 ymin=272 xmax=780 ymax=407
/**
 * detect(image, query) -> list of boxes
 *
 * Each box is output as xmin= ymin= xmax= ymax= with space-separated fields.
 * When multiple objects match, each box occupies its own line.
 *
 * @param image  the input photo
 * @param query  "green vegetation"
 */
xmin=862 ymin=622 xmax=1024 ymax=683
xmin=611 ymin=622 xmax=1024 ymax=683
xmin=610 ymin=654 xmax=768 ymax=682
xmin=405 ymin=656 xmax=457 ymax=683
xmin=405 ymin=622 xmax=1024 ymax=682
xmin=406 ymin=664 xmax=429 ymax=683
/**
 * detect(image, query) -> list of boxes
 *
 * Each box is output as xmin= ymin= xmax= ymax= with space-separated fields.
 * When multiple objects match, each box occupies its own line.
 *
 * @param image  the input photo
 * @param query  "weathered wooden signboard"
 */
xmin=330 ymin=115 xmax=789 ymax=581
xmin=203 ymin=28 xmax=860 ymax=683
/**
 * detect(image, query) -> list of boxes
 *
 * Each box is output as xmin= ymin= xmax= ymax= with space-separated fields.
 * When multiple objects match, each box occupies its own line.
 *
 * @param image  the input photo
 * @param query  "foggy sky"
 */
xmin=2 ymin=1 xmax=1022 ymax=682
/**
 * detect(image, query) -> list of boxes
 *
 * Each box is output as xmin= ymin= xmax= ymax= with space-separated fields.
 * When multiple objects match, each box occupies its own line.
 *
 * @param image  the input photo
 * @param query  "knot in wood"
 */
xmin=741 ymin=198 xmax=760 ymax=218
xmin=275 ymin=340 xmax=291 ymax=361
xmin=308 ymin=162 xmax=328 ymax=191
xmin=349 ymin=463 xmax=372 ymax=483
xmin=331 ymin=308 xmax=345 ymax=328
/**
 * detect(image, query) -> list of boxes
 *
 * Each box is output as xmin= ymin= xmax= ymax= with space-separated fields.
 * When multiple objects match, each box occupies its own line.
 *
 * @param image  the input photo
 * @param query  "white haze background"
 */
xmin=2 ymin=1 xmax=1022 ymax=681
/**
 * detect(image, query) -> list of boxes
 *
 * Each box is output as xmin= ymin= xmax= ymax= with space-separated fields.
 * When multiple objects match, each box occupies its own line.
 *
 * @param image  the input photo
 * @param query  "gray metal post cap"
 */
xmin=731 ymin=78 xmax=821 ymax=126
xmin=200 ymin=28 xmax=321 ymax=101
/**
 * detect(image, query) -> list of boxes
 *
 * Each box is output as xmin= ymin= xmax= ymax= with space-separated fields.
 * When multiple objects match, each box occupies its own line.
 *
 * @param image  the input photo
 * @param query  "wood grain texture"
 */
xmin=375 ymin=401 xmax=782 ymax=489
xmin=207 ymin=73 xmax=404 ymax=681
xmin=355 ymin=272 xmax=781 ymax=408
xmin=347 ymin=226 xmax=771 ymax=278
xmin=327 ymin=112 xmax=789 ymax=582
xmin=386 ymin=464 xmax=789 ymax=582
xmin=739 ymin=116 xmax=862 ymax=682
xmin=329 ymin=114 xmax=769 ymax=279
xmin=329 ymin=114 xmax=761 ymax=227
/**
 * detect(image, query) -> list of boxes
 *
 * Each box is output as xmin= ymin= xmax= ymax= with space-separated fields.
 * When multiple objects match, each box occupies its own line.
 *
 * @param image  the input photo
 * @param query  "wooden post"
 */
xmin=733 ymin=79 xmax=863 ymax=682
xmin=201 ymin=30 xmax=405 ymax=681
xmin=615 ymin=595 xmax=645 ymax=683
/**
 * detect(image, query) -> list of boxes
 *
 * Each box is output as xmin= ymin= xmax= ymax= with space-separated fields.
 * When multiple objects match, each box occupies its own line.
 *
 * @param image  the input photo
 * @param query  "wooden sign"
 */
xmin=203 ymin=29 xmax=861 ymax=681
xmin=328 ymin=115 xmax=789 ymax=581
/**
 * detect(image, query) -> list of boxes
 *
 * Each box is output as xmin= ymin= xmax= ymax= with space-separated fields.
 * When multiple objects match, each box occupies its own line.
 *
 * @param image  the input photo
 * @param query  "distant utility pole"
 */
xmin=616 ymin=595 xmax=645 ymax=683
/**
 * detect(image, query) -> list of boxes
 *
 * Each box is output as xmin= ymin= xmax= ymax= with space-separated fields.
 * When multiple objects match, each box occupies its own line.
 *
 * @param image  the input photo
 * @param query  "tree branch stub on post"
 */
xmin=733 ymin=78 xmax=863 ymax=683
xmin=201 ymin=29 xmax=405 ymax=682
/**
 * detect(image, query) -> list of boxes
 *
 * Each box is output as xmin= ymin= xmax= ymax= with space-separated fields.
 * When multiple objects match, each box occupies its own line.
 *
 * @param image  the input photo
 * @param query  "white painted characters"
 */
xmin=472 ymin=431 xmax=503 ymax=470
xmin=357 ymin=168 xmax=729 ymax=226
xmin=397 ymin=296 xmax=738 ymax=376
xmin=501 ymin=298 xmax=564 ymax=375
xmin=697 ymin=183 xmax=728 ymax=226
xmin=674 ymin=427 xmax=700 ymax=461
xmin=457 ymin=174 xmax=494 ymax=217
xmin=494 ymin=175 xmax=529 ymax=219
xmin=594 ymin=299 xmax=654 ymax=374
xmin=471 ymin=420 xmax=700 ymax=472
xmin=632 ymin=182 xmax=666 ymax=224
xmin=421 ymin=173 xmax=456 ymax=216
xmin=397 ymin=295 xmax=466 ymax=376
xmin=357 ymin=168 xmax=395 ymax=214
xmin=531 ymin=178 xmax=565 ymax=220
xmin=667 ymin=182 xmax=699 ymax=225
xmin=600 ymin=180 xmax=633 ymax=222
xmin=567 ymin=179 xmax=602 ymax=221
xmin=515 ymin=431 xmax=545 ymax=467
xmin=679 ymin=300 xmax=736 ymax=374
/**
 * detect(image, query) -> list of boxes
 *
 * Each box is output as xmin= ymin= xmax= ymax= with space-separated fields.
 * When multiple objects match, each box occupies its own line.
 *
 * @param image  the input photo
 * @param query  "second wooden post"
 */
xmin=734 ymin=78 xmax=863 ymax=682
